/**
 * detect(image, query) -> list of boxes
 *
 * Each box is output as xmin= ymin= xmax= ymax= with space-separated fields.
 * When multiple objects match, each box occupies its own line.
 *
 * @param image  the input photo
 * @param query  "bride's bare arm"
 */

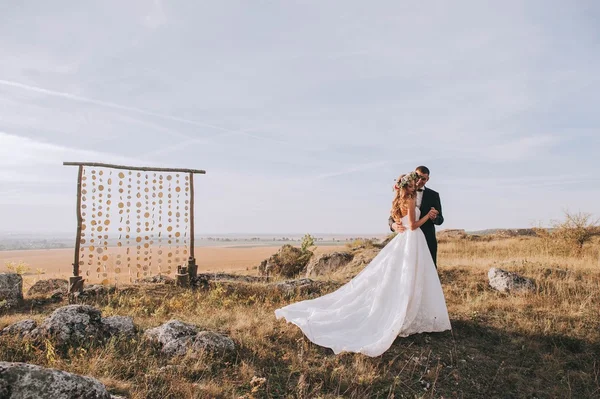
xmin=408 ymin=199 xmax=431 ymax=230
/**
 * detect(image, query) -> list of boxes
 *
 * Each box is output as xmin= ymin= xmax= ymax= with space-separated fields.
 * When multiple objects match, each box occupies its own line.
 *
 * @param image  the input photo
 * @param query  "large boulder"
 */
xmin=488 ymin=268 xmax=535 ymax=293
xmin=144 ymin=320 xmax=235 ymax=358
xmin=162 ymin=331 xmax=236 ymax=357
xmin=29 ymin=305 xmax=105 ymax=344
xmin=27 ymin=305 xmax=136 ymax=344
xmin=144 ymin=319 xmax=199 ymax=346
xmin=437 ymin=229 xmax=468 ymax=240
xmin=305 ymin=252 xmax=354 ymax=277
xmin=258 ymin=245 xmax=312 ymax=278
xmin=1 ymin=319 xmax=37 ymax=337
xmin=101 ymin=316 xmax=136 ymax=338
xmin=27 ymin=279 xmax=69 ymax=296
xmin=0 ymin=273 xmax=23 ymax=309
xmin=346 ymin=248 xmax=381 ymax=271
xmin=0 ymin=361 xmax=114 ymax=399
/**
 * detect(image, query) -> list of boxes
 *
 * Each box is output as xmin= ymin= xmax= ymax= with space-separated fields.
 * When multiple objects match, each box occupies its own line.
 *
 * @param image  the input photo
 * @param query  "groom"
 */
xmin=388 ymin=166 xmax=444 ymax=267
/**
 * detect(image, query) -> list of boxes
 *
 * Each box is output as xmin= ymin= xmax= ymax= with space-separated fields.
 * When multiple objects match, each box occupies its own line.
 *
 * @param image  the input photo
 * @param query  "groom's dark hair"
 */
xmin=415 ymin=166 xmax=430 ymax=175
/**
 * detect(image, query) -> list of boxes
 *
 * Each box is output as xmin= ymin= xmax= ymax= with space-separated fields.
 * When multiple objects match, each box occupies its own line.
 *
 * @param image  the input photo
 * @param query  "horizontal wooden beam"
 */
xmin=63 ymin=161 xmax=206 ymax=174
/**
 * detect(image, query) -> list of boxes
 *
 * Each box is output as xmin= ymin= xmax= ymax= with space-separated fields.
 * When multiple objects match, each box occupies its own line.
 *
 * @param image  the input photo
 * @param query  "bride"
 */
xmin=274 ymin=172 xmax=451 ymax=357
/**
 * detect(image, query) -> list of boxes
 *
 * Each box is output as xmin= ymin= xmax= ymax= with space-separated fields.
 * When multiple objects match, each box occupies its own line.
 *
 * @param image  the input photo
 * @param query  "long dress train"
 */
xmin=274 ymin=208 xmax=451 ymax=357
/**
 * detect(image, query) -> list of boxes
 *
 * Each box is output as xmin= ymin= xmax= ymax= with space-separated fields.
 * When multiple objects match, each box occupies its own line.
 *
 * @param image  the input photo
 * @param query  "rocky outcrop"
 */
xmin=192 ymin=273 xmax=268 ymax=288
xmin=27 ymin=279 xmax=69 ymax=296
xmin=0 ymin=273 xmax=23 ymax=309
xmin=144 ymin=319 xmax=199 ymax=345
xmin=28 ymin=305 xmax=105 ymax=344
xmin=346 ymin=248 xmax=380 ymax=271
xmin=305 ymin=252 xmax=354 ymax=277
xmin=257 ymin=245 xmax=312 ymax=278
xmin=270 ymin=278 xmax=340 ymax=296
xmin=0 ymin=361 xmax=115 ymax=399
xmin=144 ymin=319 xmax=235 ymax=358
xmin=161 ymin=331 xmax=236 ymax=357
xmin=136 ymin=275 xmax=175 ymax=284
xmin=493 ymin=229 xmax=537 ymax=238
xmin=23 ymin=305 xmax=137 ymax=344
xmin=488 ymin=268 xmax=535 ymax=293
xmin=437 ymin=229 xmax=468 ymax=240
xmin=0 ymin=319 xmax=37 ymax=337
xmin=101 ymin=316 xmax=136 ymax=338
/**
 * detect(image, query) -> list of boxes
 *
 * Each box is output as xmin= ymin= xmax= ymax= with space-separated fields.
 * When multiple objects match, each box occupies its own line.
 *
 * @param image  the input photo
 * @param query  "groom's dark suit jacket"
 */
xmin=388 ymin=187 xmax=444 ymax=267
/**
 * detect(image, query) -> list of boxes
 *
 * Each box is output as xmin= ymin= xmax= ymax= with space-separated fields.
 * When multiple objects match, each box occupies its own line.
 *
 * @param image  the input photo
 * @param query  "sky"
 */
xmin=1 ymin=1 xmax=599 ymax=235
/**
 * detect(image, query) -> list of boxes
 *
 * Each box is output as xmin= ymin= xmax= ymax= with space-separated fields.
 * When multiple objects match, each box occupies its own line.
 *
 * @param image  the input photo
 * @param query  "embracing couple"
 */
xmin=275 ymin=166 xmax=451 ymax=357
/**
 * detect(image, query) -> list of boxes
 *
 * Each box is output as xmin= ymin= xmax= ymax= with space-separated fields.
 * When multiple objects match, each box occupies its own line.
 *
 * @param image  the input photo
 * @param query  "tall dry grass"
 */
xmin=1 ymin=235 xmax=599 ymax=398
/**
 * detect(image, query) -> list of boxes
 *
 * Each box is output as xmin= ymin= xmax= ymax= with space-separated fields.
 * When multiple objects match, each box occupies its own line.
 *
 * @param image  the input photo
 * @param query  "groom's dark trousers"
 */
xmin=388 ymin=187 xmax=444 ymax=267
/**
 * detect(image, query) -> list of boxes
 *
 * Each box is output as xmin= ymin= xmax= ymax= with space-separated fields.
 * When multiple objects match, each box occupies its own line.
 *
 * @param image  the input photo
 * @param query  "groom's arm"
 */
xmin=432 ymin=192 xmax=444 ymax=225
xmin=389 ymin=216 xmax=406 ymax=232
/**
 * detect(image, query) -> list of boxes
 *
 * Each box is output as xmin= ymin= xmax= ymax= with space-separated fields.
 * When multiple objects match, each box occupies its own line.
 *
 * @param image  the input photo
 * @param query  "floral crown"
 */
xmin=394 ymin=171 xmax=419 ymax=190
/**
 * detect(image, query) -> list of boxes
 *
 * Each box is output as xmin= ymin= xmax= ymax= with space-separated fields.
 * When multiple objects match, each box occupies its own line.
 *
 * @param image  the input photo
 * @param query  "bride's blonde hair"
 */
xmin=391 ymin=173 xmax=416 ymax=222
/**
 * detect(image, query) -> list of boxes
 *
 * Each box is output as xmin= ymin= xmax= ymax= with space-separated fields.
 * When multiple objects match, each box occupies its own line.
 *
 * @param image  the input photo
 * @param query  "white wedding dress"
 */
xmin=274 ymin=208 xmax=451 ymax=357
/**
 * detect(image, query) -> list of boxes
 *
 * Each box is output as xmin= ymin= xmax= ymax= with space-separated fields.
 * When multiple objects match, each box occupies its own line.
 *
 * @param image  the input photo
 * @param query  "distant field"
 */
xmin=0 ymin=244 xmax=346 ymax=290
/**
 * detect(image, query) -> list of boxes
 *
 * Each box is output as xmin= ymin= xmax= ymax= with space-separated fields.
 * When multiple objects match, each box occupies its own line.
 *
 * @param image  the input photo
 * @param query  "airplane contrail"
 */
xmin=0 ymin=79 xmax=241 ymax=134
xmin=0 ymin=78 xmax=311 ymax=158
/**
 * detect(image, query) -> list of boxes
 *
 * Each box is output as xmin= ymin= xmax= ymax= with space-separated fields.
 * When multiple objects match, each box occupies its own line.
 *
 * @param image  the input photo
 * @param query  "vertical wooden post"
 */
xmin=70 ymin=165 xmax=84 ymax=293
xmin=187 ymin=171 xmax=198 ymax=279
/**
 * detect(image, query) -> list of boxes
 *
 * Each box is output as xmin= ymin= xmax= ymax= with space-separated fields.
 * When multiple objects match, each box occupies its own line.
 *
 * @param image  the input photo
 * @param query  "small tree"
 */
xmin=301 ymin=233 xmax=316 ymax=253
xmin=5 ymin=260 xmax=30 ymax=275
xmin=552 ymin=211 xmax=600 ymax=254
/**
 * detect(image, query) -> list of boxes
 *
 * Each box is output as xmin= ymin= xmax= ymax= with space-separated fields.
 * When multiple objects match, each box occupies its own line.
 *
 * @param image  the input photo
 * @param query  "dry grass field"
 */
xmin=1 ymin=233 xmax=599 ymax=398
xmin=0 ymin=245 xmax=345 ymax=292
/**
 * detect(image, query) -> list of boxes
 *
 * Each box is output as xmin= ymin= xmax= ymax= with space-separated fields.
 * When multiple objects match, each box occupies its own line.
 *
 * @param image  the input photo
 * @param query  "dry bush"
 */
xmin=552 ymin=211 xmax=600 ymax=255
xmin=345 ymin=238 xmax=377 ymax=250
xmin=4 ymin=260 xmax=30 ymax=275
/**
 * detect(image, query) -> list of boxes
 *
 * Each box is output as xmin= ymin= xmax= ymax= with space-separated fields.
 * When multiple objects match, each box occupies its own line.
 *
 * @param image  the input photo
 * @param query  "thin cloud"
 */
xmin=311 ymin=160 xmax=392 ymax=180
xmin=0 ymin=131 xmax=144 ymax=168
xmin=0 ymin=79 xmax=245 ymax=136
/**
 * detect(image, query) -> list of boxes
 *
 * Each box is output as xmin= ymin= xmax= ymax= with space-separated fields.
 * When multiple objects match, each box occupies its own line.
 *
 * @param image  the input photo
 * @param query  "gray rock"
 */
xmin=257 ymin=245 xmax=311 ymax=277
xmin=162 ymin=331 xmax=235 ymax=357
xmin=0 ymin=273 xmax=23 ymax=309
xmin=101 ymin=316 xmax=136 ymax=338
xmin=346 ymin=248 xmax=381 ymax=271
xmin=50 ymin=289 xmax=65 ymax=302
xmin=488 ymin=268 xmax=536 ymax=293
xmin=144 ymin=319 xmax=198 ymax=346
xmin=27 ymin=279 xmax=69 ymax=296
xmin=82 ymin=284 xmax=109 ymax=295
xmin=0 ymin=361 xmax=111 ymax=399
xmin=270 ymin=278 xmax=338 ymax=296
xmin=199 ymin=273 xmax=267 ymax=283
xmin=191 ymin=273 xmax=268 ymax=288
xmin=137 ymin=274 xmax=175 ymax=284
xmin=305 ymin=252 xmax=354 ymax=277
xmin=1 ymin=319 xmax=37 ymax=337
xmin=273 ymin=278 xmax=315 ymax=294
xmin=145 ymin=320 xmax=235 ymax=358
xmin=29 ymin=305 xmax=105 ymax=344
xmin=193 ymin=330 xmax=235 ymax=353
